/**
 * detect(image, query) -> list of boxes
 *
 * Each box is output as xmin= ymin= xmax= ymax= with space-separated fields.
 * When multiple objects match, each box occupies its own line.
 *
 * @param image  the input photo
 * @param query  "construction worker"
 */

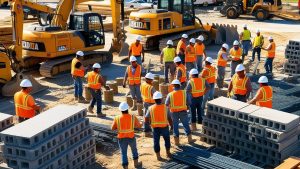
xmin=160 ymin=40 xmax=176 ymax=83
xmin=71 ymin=51 xmax=86 ymax=103
xmin=123 ymin=56 xmax=142 ymax=111
xmin=174 ymin=56 xmax=187 ymax=89
xmin=217 ymin=43 xmax=229 ymax=89
xmin=201 ymin=57 xmax=216 ymax=108
xmin=14 ymin=79 xmax=41 ymax=122
xmin=176 ymin=34 xmax=188 ymax=64
xmin=165 ymin=79 xmax=195 ymax=146
xmin=145 ymin=91 xmax=172 ymax=160
xmin=186 ymin=69 xmax=209 ymax=128
xmin=185 ymin=38 xmax=196 ymax=73
xmin=239 ymin=24 xmax=251 ymax=61
xmin=248 ymin=76 xmax=273 ymax=108
xmin=229 ymin=40 xmax=243 ymax=77
xmin=251 ymin=29 xmax=264 ymax=62
xmin=228 ymin=64 xmax=252 ymax=102
xmin=111 ymin=102 xmax=142 ymax=169
xmin=140 ymin=72 xmax=156 ymax=137
xmin=195 ymin=35 xmax=207 ymax=72
xmin=128 ymin=35 xmax=145 ymax=66
xmin=263 ymin=36 xmax=276 ymax=74
xmin=86 ymin=63 xmax=109 ymax=118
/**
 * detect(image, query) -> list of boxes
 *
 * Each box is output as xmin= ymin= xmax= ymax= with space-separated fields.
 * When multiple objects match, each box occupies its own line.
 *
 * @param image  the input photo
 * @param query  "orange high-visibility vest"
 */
xmin=169 ymin=90 xmax=187 ymax=112
xmin=168 ymin=84 xmax=173 ymax=93
xmin=268 ymin=42 xmax=276 ymax=58
xmin=115 ymin=114 xmax=135 ymax=139
xmin=176 ymin=39 xmax=186 ymax=55
xmin=232 ymin=74 xmax=248 ymax=95
xmin=195 ymin=43 xmax=205 ymax=56
xmin=149 ymin=104 xmax=168 ymax=128
xmin=201 ymin=65 xmax=216 ymax=84
xmin=256 ymin=86 xmax=273 ymax=108
xmin=176 ymin=64 xmax=187 ymax=83
xmin=14 ymin=91 xmax=35 ymax=118
xmin=141 ymin=82 xmax=155 ymax=103
xmin=87 ymin=71 xmax=101 ymax=90
xmin=127 ymin=65 xmax=141 ymax=85
xmin=185 ymin=45 xmax=196 ymax=63
xmin=217 ymin=50 xmax=227 ymax=67
xmin=229 ymin=47 xmax=242 ymax=61
xmin=130 ymin=43 xmax=142 ymax=56
xmin=190 ymin=78 xmax=206 ymax=97
xmin=71 ymin=58 xmax=84 ymax=77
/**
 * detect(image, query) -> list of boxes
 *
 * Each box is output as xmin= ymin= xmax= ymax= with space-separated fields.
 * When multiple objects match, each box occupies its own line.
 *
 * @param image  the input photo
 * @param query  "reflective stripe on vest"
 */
xmin=176 ymin=64 xmax=187 ymax=83
xmin=268 ymin=42 xmax=276 ymax=58
xmin=141 ymin=82 xmax=155 ymax=103
xmin=15 ymin=91 xmax=35 ymax=118
xmin=71 ymin=58 xmax=84 ymax=77
xmin=203 ymin=66 xmax=216 ymax=84
xmin=149 ymin=104 xmax=168 ymax=128
xmin=176 ymin=40 xmax=186 ymax=54
xmin=116 ymin=115 xmax=135 ymax=134
xmin=130 ymin=43 xmax=142 ymax=56
xmin=217 ymin=50 xmax=227 ymax=67
xmin=163 ymin=47 xmax=176 ymax=62
xmin=127 ymin=65 xmax=141 ymax=85
xmin=230 ymin=48 xmax=242 ymax=61
xmin=256 ymin=86 xmax=273 ymax=108
xmin=232 ymin=74 xmax=248 ymax=95
xmin=195 ymin=43 xmax=205 ymax=55
xmin=190 ymin=78 xmax=205 ymax=97
xmin=253 ymin=35 xmax=264 ymax=47
xmin=243 ymin=30 xmax=251 ymax=41
xmin=169 ymin=90 xmax=187 ymax=112
xmin=87 ymin=71 xmax=101 ymax=90
xmin=185 ymin=45 xmax=196 ymax=62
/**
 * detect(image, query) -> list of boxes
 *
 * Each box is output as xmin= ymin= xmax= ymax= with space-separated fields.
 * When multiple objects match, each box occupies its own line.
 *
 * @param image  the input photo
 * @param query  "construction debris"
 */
xmin=284 ymin=40 xmax=300 ymax=75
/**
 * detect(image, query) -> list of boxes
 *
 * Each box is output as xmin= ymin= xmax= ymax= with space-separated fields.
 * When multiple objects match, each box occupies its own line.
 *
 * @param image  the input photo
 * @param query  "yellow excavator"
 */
xmin=0 ymin=0 xmax=125 ymax=96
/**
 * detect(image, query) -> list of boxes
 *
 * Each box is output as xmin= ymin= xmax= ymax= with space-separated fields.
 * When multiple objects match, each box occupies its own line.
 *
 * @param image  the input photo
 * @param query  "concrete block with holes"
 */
xmin=0 ymin=113 xmax=13 ymax=132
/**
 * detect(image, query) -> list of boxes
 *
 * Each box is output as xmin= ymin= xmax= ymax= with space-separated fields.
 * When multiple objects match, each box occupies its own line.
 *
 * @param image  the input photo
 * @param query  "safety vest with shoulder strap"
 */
xmin=87 ymin=71 xmax=101 ymax=90
xmin=232 ymin=74 xmax=248 ymax=95
xmin=71 ymin=58 xmax=84 ymax=77
xmin=115 ymin=114 xmax=135 ymax=138
xmin=176 ymin=64 xmax=187 ymax=83
xmin=14 ymin=91 xmax=35 ymax=118
xmin=256 ymin=86 xmax=273 ymax=108
xmin=268 ymin=42 xmax=276 ymax=58
xmin=169 ymin=90 xmax=187 ymax=112
xmin=190 ymin=78 xmax=206 ymax=97
xmin=202 ymin=65 xmax=216 ymax=84
xmin=141 ymin=82 xmax=155 ymax=103
xmin=217 ymin=50 xmax=227 ymax=67
xmin=127 ymin=65 xmax=141 ymax=85
xmin=149 ymin=104 xmax=168 ymax=128
xmin=185 ymin=45 xmax=196 ymax=62
xmin=229 ymin=48 xmax=242 ymax=61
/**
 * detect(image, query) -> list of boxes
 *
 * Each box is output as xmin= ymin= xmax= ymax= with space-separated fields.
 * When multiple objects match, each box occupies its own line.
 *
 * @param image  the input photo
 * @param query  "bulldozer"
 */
xmin=128 ymin=0 xmax=237 ymax=51
xmin=0 ymin=0 xmax=125 ymax=96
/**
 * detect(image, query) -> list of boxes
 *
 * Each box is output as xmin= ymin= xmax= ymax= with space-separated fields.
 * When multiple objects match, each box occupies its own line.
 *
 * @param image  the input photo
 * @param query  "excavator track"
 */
xmin=39 ymin=50 xmax=113 ymax=78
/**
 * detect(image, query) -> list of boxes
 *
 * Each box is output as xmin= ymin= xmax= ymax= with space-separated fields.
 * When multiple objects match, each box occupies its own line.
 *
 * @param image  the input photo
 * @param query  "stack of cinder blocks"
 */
xmin=284 ymin=40 xmax=300 ymax=74
xmin=202 ymin=97 xmax=300 ymax=167
xmin=0 ymin=105 xmax=95 ymax=169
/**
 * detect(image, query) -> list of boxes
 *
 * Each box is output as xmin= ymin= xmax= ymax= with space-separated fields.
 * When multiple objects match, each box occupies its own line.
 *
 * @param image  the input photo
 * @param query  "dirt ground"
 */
xmin=0 ymin=4 xmax=300 ymax=169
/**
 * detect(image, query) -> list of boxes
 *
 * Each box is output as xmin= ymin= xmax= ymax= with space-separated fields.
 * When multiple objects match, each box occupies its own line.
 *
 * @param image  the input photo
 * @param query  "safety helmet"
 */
xmin=233 ymin=40 xmax=239 ymax=46
xmin=206 ymin=57 xmax=213 ymax=64
xmin=197 ymin=35 xmax=204 ymax=41
xmin=20 ymin=79 xmax=32 ymax=87
xmin=258 ymin=76 xmax=268 ymax=83
xmin=222 ymin=43 xmax=229 ymax=50
xmin=167 ymin=40 xmax=173 ymax=45
xmin=92 ymin=63 xmax=101 ymax=69
xmin=189 ymin=38 xmax=196 ymax=44
xmin=235 ymin=64 xmax=245 ymax=72
xmin=256 ymin=29 xmax=260 ymax=33
xmin=243 ymin=24 xmax=247 ymax=28
xmin=268 ymin=36 xmax=273 ymax=40
xmin=182 ymin=34 xmax=188 ymax=39
xmin=173 ymin=56 xmax=181 ymax=63
xmin=189 ymin=68 xmax=199 ymax=75
xmin=76 ymin=51 xmax=84 ymax=57
xmin=171 ymin=79 xmax=181 ymax=85
xmin=119 ymin=102 xmax=129 ymax=111
xmin=153 ymin=91 xmax=163 ymax=99
xmin=130 ymin=56 xmax=137 ymax=62
xmin=145 ymin=72 xmax=154 ymax=80
xmin=136 ymin=36 xmax=142 ymax=41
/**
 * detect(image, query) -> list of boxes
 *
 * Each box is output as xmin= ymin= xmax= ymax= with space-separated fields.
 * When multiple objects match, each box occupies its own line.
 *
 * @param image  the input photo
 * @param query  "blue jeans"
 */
xmin=252 ymin=47 xmax=261 ymax=61
xmin=118 ymin=138 xmax=139 ymax=167
xmin=171 ymin=111 xmax=191 ymax=137
xmin=152 ymin=126 xmax=171 ymax=153
xmin=88 ymin=88 xmax=102 ymax=114
xmin=264 ymin=58 xmax=274 ymax=73
xmin=178 ymin=53 xmax=185 ymax=64
xmin=242 ymin=40 xmax=251 ymax=59
xmin=135 ymin=56 xmax=145 ymax=74
xmin=143 ymin=102 xmax=153 ymax=132
xmin=196 ymin=55 xmax=204 ymax=72
xmin=202 ymin=83 xmax=215 ymax=108
xmin=129 ymin=85 xmax=142 ymax=102
xmin=191 ymin=96 xmax=204 ymax=124
xmin=74 ymin=77 xmax=83 ymax=97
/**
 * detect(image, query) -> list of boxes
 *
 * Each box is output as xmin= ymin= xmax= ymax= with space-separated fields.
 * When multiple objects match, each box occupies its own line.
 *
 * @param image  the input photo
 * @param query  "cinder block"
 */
xmin=0 ymin=113 xmax=13 ymax=132
xmin=265 ymin=126 xmax=299 ymax=142
xmin=236 ymin=104 xmax=260 ymax=123
xmin=248 ymin=124 xmax=265 ymax=137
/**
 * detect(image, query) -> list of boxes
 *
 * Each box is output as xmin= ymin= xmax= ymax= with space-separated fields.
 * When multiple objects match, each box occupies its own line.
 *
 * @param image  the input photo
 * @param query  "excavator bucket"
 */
xmin=213 ymin=23 xmax=239 ymax=45
xmin=1 ymin=73 xmax=47 ymax=97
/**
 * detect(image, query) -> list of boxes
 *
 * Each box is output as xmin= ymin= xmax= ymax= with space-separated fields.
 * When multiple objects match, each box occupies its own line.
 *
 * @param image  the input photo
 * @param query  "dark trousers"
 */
xmin=191 ymin=96 xmax=204 ymax=124
xmin=178 ymin=53 xmax=185 ymax=64
xmin=152 ymin=126 xmax=171 ymax=153
xmin=264 ymin=58 xmax=274 ymax=73
xmin=88 ymin=88 xmax=102 ymax=114
xmin=252 ymin=47 xmax=261 ymax=61
xmin=232 ymin=94 xmax=247 ymax=102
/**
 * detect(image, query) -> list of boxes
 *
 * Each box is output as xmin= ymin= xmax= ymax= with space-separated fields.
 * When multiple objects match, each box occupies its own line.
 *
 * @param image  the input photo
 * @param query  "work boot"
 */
xmin=97 ymin=113 xmax=106 ymax=118
xmin=133 ymin=159 xmax=142 ymax=168
xmin=144 ymin=132 xmax=152 ymax=137
xmin=166 ymin=149 xmax=172 ymax=158
xmin=131 ymin=100 xmax=137 ymax=111
xmin=155 ymin=152 xmax=162 ymax=161
xmin=191 ymin=123 xmax=197 ymax=131
xmin=122 ymin=165 xmax=128 ymax=169
xmin=187 ymin=134 xmax=196 ymax=143
xmin=88 ymin=106 xmax=94 ymax=114
xmin=174 ymin=136 xmax=180 ymax=146
xmin=78 ymin=96 xmax=87 ymax=103
xmin=74 ymin=96 xmax=78 ymax=101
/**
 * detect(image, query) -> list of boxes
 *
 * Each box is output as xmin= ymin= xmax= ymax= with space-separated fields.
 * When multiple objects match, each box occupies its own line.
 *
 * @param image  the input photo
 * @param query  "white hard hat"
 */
xmin=92 ymin=63 xmax=101 ymax=69
xmin=182 ymin=34 xmax=188 ymax=39
xmin=153 ymin=91 xmax=163 ymax=99
xmin=243 ymin=24 xmax=247 ymax=28
xmin=173 ymin=56 xmax=181 ymax=63
xmin=189 ymin=68 xmax=199 ymax=75
xmin=189 ymin=38 xmax=195 ymax=44
xmin=197 ymin=35 xmax=204 ymax=41
xmin=136 ymin=36 xmax=142 ymax=41
xmin=233 ymin=40 xmax=239 ymax=46
xmin=235 ymin=64 xmax=245 ymax=72
xmin=76 ymin=51 xmax=84 ymax=57
xmin=256 ymin=29 xmax=260 ymax=33
xmin=171 ymin=79 xmax=181 ymax=85
xmin=206 ymin=57 xmax=213 ymax=64
xmin=268 ymin=36 xmax=273 ymax=40
xmin=119 ymin=102 xmax=129 ymax=111
xmin=145 ymin=72 xmax=154 ymax=80
xmin=130 ymin=56 xmax=137 ymax=62
xmin=258 ymin=76 xmax=268 ymax=83
xmin=222 ymin=43 xmax=229 ymax=50
xmin=167 ymin=40 xmax=173 ymax=45
xmin=20 ymin=79 xmax=32 ymax=87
